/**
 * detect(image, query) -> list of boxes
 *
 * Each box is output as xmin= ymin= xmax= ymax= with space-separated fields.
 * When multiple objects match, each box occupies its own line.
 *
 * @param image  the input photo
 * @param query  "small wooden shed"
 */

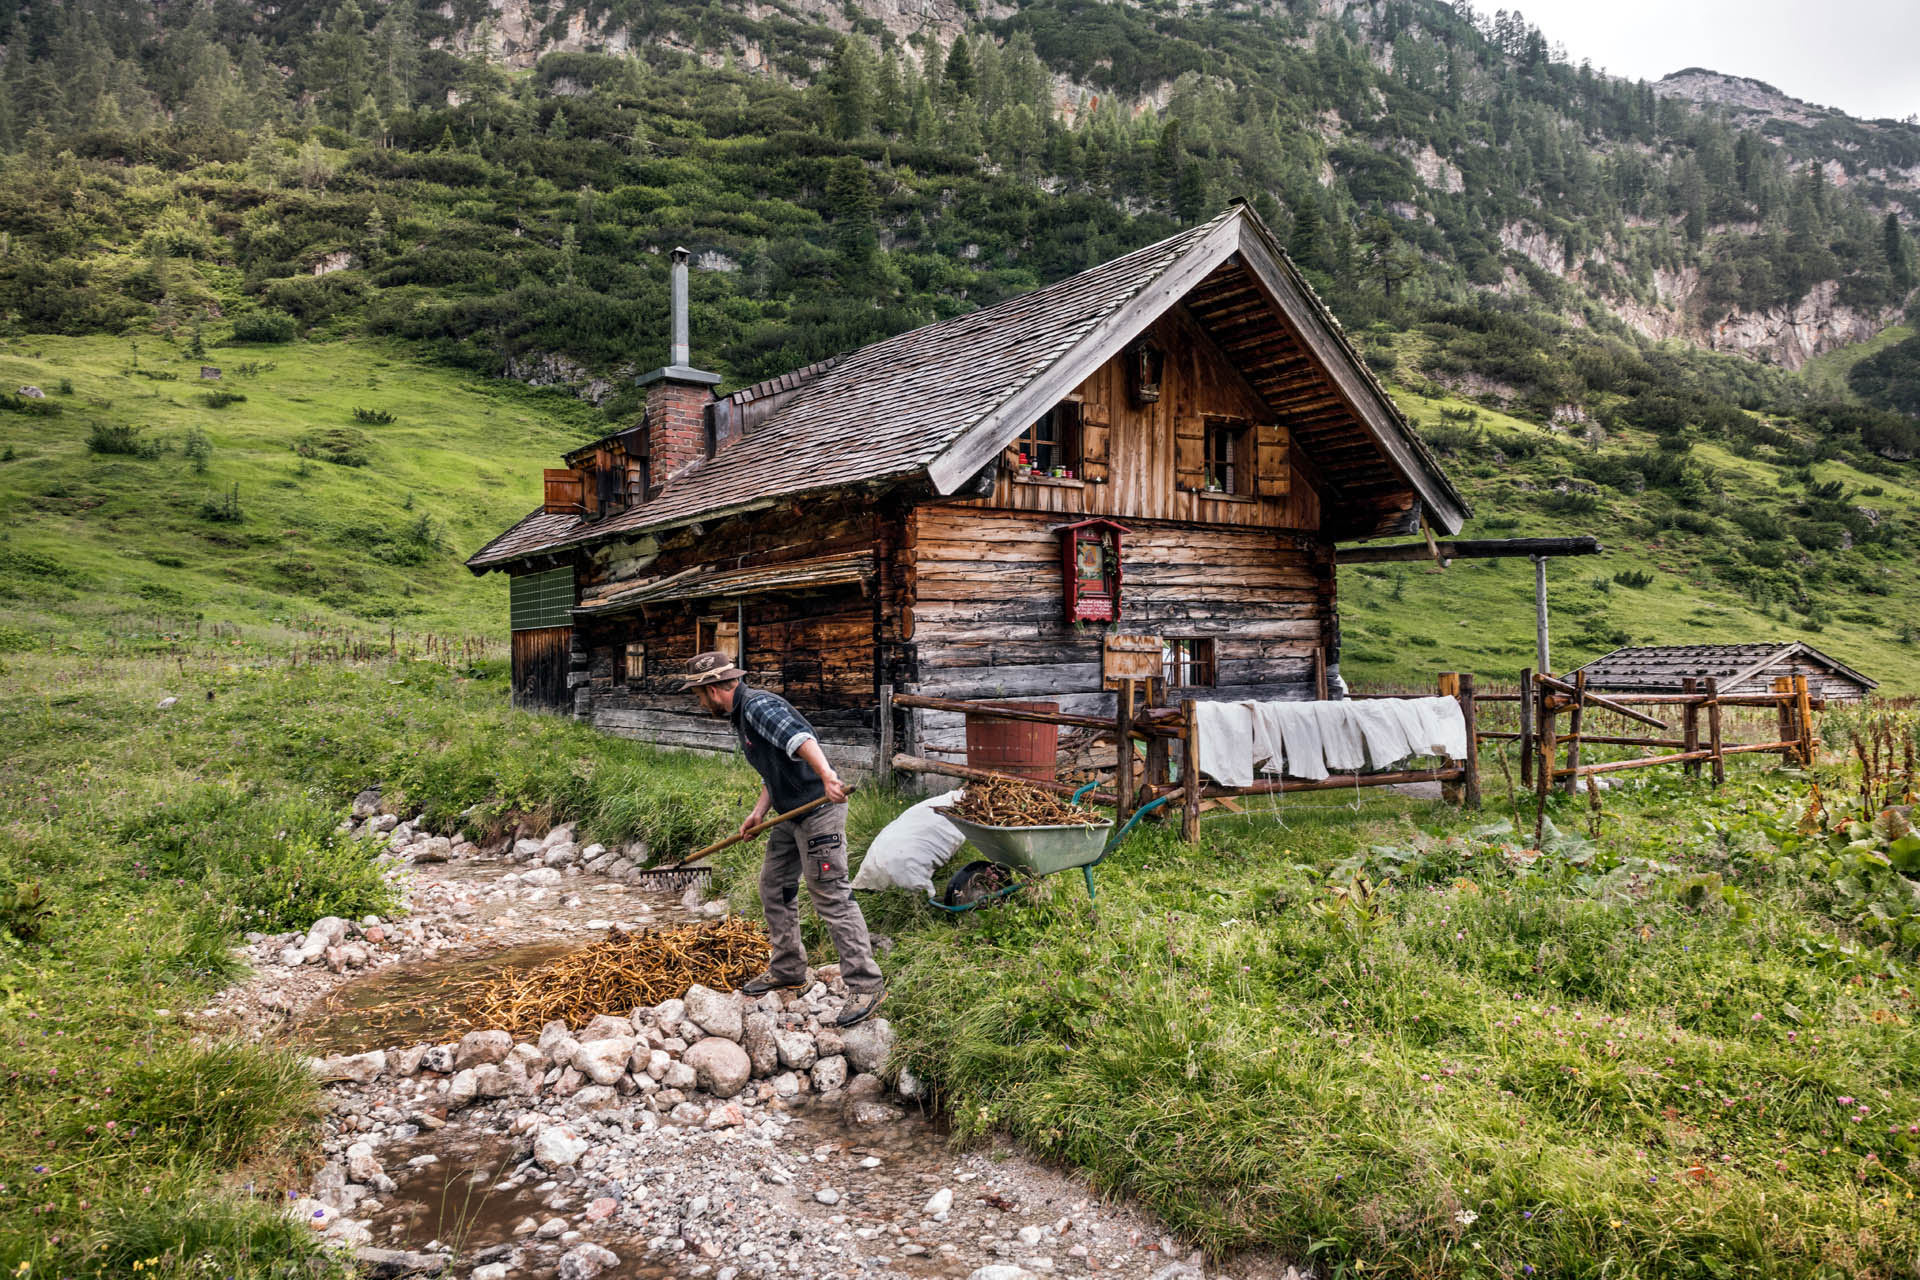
xmin=466 ymin=203 xmax=1471 ymax=770
xmin=1569 ymin=643 xmax=1877 ymax=703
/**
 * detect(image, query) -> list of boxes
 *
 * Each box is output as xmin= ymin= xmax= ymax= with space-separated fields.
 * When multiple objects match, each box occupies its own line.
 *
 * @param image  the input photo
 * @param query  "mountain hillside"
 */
xmin=0 ymin=0 xmax=1916 ymax=688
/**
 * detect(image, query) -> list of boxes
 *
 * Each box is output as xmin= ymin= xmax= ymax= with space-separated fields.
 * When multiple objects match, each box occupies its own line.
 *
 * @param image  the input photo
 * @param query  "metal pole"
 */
xmin=1533 ymin=555 xmax=1550 ymax=676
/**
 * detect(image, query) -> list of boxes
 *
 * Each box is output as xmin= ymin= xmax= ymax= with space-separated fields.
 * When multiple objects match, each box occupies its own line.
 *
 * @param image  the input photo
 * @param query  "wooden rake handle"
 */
xmin=661 ymin=791 xmax=849 ymax=870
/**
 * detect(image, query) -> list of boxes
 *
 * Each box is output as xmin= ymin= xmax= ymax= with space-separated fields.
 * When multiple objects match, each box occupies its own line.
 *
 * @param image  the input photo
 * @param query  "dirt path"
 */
xmin=198 ymin=814 xmax=1300 ymax=1280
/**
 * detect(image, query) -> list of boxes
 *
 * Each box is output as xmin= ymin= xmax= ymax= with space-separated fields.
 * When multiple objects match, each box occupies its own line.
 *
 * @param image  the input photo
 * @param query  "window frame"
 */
xmin=617 ymin=640 xmax=646 ymax=686
xmin=696 ymin=615 xmax=741 ymax=664
xmin=1163 ymin=637 xmax=1218 ymax=689
xmin=1203 ymin=419 xmax=1251 ymax=495
xmin=1010 ymin=400 xmax=1083 ymax=476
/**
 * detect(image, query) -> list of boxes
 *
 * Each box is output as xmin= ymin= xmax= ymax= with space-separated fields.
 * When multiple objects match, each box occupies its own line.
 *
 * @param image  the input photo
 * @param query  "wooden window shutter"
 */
xmin=1254 ymin=424 xmax=1291 ymax=499
xmin=1079 ymin=400 xmax=1111 ymax=484
xmin=543 ymin=468 xmax=585 ymax=515
xmin=1173 ymin=415 xmax=1206 ymax=492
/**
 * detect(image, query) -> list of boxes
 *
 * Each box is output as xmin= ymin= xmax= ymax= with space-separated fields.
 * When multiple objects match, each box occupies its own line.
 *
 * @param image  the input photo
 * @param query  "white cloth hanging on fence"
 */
xmin=1248 ymin=701 xmax=1285 ymax=775
xmin=1413 ymin=696 xmax=1470 ymax=759
xmin=1348 ymin=699 xmax=1416 ymax=769
xmin=1274 ymin=701 xmax=1330 ymax=780
xmin=1191 ymin=700 xmax=1255 ymax=788
xmin=1311 ymin=701 xmax=1368 ymax=772
xmin=1385 ymin=698 xmax=1433 ymax=759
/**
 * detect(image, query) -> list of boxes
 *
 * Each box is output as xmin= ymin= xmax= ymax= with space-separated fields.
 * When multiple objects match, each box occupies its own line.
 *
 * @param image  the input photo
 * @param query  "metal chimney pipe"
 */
xmin=670 ymin=246 xmax=691 ymax=369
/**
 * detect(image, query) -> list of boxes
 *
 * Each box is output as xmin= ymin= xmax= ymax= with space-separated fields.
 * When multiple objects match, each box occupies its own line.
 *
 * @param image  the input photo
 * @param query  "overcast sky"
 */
xmin=1504 ymin=0 xmax=1920 ymax=123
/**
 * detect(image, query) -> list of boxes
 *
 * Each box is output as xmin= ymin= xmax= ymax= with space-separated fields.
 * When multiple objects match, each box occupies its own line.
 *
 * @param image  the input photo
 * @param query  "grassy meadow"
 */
xmin=3 ymin=618 xmax=1917 ymax=1277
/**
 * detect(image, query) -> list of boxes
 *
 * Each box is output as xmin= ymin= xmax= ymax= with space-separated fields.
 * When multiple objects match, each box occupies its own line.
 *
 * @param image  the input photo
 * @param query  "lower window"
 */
xmin=617 ymin=641 xmax=645 ymax=686
xmin=1164 ymin=637 xmax=1217 ymax=688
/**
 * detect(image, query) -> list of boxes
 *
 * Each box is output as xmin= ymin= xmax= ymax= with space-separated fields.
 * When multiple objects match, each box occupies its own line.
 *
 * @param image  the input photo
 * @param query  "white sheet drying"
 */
xmin=1191 ymin=700 xmax=1255 ymax=788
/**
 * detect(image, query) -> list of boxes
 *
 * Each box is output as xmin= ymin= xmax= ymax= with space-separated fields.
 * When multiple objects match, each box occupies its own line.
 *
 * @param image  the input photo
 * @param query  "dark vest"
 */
xmin=731 ymin=688 xmax=826 ymax=813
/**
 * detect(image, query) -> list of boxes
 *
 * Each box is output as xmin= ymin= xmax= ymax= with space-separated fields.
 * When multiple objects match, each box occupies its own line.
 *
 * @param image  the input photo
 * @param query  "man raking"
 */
xmin=681 ymin=651 xmax=886 ymax=1027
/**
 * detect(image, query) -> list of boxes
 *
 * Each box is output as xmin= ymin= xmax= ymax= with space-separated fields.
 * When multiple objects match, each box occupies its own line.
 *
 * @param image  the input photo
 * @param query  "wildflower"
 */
xmin=1839 ymin=1096 xmax=1854 ymax=1105
xmin=1454 ymin=1210 xmax=1478 ymax=1226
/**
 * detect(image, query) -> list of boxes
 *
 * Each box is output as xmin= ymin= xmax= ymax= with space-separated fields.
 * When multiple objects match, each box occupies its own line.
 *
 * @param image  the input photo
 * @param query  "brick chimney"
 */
xmin=637 ymin=246 xmax=720 ymax=489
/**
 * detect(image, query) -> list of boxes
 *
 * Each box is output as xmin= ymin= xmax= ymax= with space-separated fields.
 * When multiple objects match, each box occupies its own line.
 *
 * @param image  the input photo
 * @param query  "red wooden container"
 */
xmin=964 ymin=702 xmax=1060 ymax=782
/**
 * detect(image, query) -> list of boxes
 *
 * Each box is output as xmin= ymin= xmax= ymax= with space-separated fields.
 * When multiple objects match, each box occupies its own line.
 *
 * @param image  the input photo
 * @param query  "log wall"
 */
xmin=902 ymin=505 xmax=1335 ymax=763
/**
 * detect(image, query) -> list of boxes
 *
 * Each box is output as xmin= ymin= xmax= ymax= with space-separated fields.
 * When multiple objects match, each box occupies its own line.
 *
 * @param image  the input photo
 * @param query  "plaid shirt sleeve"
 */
xmin=743 ymin=693 xmax=817 ymax=760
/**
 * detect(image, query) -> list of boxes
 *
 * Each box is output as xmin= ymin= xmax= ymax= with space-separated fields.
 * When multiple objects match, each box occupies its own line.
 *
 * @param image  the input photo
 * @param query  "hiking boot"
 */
xmin=834 ymin=987 xmax=887 ymax=1028
xmin=740 ymin=971 xmax=806 ymax=997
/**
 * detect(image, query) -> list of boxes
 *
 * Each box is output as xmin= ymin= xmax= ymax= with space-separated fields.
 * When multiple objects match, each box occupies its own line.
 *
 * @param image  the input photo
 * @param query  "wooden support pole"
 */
xmin=890 ymin=692 xmax=1182 ymax=738
xmin=1773 ymin=677 xmax=1795 ymax=769
xmin=1114 ymin=680 xmax=1136 ymax=826
xmin=1144 ymin=729 xmax=1170 ymax=799
xmin=1533 ymin=676 xmax=1555 ymax=848
xmin=1795 ymin=675 xmax=1815 ymax=766
xmin=1533 ymin=555 xmax=1550 ymax=676
xmin=1553 ymin=749 xmax=1719 ymax=777
xmin=1533 ymin=672 xmax=1670 ymax=729
xmin=1460 ymin=672 xmax=1481 ymax=809
xmin=1681 ymin=677 xmax=1700 ymax=780
xmin=1518 ymin=666 xmax=1534 ymax=787
xmin=1181 ymin=699 xmax=1202 ymax=844
xmin=877 ymin=684 xmax=895 ymax=786
xmin=1438 ymin=673 xmax=1462 ymax=804
xmin=1562 ymin=670 xmax=1586 ymax=795
xmin=1706 ymin=677 xmax=1725 ymax=787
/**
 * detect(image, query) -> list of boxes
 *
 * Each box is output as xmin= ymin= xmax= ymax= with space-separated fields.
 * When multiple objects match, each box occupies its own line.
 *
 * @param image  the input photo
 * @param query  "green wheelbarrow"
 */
xmin=930 ymin=786 xmax=1177 ymax=913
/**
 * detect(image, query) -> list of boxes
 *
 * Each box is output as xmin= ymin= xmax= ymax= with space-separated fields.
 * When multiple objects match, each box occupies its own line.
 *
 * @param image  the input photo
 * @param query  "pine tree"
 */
xmin=875 ymin=48 xmax=904 ymax=135
xmin=311 ymin=0 xmax=370 ymax=128
xmin=825 ymin=36 xmax=872 ymax=140
xmin=826 ymin=156 xmax=879 ymax=282
xmin=1886 ymin=213 xmax=1913 ymax=290
xmin=942 ymin=36 xmax=974 ymax=103
xmin=547 ymin=107 xmax=569 ymax=140
xmin=363 ymin=205 xmax=388 ymax=268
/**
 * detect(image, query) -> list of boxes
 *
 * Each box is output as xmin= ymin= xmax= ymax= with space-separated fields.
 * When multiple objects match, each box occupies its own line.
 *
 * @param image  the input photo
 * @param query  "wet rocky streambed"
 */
xmin=199 ymin=801 xmax=1296 ymax=1280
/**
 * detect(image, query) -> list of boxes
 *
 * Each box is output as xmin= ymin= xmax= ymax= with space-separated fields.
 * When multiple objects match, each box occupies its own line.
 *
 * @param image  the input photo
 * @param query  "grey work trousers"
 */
xmin=758 ymin=802 xmax=884 ymax=993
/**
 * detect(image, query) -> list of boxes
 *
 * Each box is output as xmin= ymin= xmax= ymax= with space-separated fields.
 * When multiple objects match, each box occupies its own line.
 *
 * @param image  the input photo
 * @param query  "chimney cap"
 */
xmin=671 ymin=245 xmax=691 ymax=264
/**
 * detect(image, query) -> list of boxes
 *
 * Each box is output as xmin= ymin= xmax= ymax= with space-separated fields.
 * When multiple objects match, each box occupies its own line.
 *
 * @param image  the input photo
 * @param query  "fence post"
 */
xmin=1439 ymin=673 xmax=1462 ymax=804
xmin=1460 ymin=672 xmax=1481 ymax=809
xmin=877 ymin=684 xmax=895 ymax=786
xmin=1773 ymin=676 xmax=1796 ymax=768
xmin=1561 ymin=670 xmax=1587 ymax=794
xmin=1533 ymin=675 xmax=1556 ymax=847
xmin=1181 ymin=699 xmax=1202 ymax=844
xmin=1794 ymin=675 xmax=1815 ymax=766
xmin=1518 ymin=666 xmax=1534 ymax=788
xmin=1114 ymin=680 xmax=1136 ymax=826
xmin=1681 ymin=677 xmax=1700 ymax=779
xmin=1705 ymin=677 xmax=1725 ymax=786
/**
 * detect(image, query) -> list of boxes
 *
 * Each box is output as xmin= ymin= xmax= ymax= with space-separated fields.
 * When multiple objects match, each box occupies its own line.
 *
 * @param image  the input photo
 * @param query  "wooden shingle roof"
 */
xmin=468 ymin=204 xmax=1466 ymax=573
xmin=1569 ymin=643 xmax=1876 ymax=694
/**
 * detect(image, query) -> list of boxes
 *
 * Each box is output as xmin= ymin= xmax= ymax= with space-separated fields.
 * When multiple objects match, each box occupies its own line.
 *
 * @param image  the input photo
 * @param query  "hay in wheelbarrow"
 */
xmin=949 ymin=775 xmax=1104 ymax=827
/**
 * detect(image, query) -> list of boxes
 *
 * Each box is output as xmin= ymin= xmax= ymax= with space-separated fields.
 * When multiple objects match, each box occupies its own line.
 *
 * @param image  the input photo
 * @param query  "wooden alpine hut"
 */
xmin=465 ymin=203 xmax=1471 ymax=773
xmin=1568 ymin=643 xmax=1877 ymax=703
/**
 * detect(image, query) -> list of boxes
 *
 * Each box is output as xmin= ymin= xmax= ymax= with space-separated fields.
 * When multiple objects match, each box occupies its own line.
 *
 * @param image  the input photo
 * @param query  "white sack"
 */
xmin=850 ymin=791 xmax=965 ymax=896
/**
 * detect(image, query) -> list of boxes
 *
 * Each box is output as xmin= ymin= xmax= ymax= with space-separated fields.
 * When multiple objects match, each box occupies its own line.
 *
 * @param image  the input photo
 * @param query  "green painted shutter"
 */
xmin=509 ymin=567 xmax=576 ymax=631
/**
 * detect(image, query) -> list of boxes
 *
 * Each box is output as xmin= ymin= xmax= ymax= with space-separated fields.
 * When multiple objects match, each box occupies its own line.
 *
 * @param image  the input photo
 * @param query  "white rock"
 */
xmin=536 ymin=1217 xmax=568 ymax=1239
xmin=512 ymin=838 xmax=544 ymax=861
xmin=446 ymin=1069 xmax=479 ymax=1110
xmin=770 ymin=1071 xmax=800 ymax=1097
xmin=157 ymin=696 xmax=178 ymax=709
xmin=814 ymin=1188 xmax=841 ymax=1205
xmin=305 ymin=916 xmax=349 ymax=949
xmin=520 ymin=866 xmax=563 ymax=887
xmin=345 ymin=1142 xmax=383 ymax=1183
xmin=839 ymin=1017 xmax=895 ymax=1075
xmin=896 ymin=1066 xmax=927 ymax=1100
xmin=1017 ymin=1225 xmax=1045 ymax=1246
xmin=409 ymin=837 xmax=453 ymax=864
xmin=556 ymin=1243 xmax=619 ymax=1280
xmin=580 ymin=1014 xmax=635 ymax=1041
xmin=421 ymin=1045 xmax=456 ymax=1074
xmin=810 ymin=1054 xmax=848 ymax=1093
xmin=542 ymin=842 xmax=579 ymax=868
xmin=924 ymin=1187 xmax=954 ymax=1216
xmin=579 ymin=843 xmax=607 ymax=862
xmin=663 ymin=1062 xmax=697 ymax=1090
xmin=571 ymin=1038 xmax=638 ymax=1086
xmin=965 ymin=1269 xmax=1039 ymax=1280
xmin=390 ymin=1045 xmax=428 ymax=1077
xmin=683 ymin=1037 xmax=752 ymax=1099
xmin=542 ymin=823 xmax=577 ymax=850
xmin=312 ymin=1051 xmax=385 ymax=1084
xmin=454 ymin=1030 xmax=512 ymax=1069
xmin=773 ymin=1029 xmax=817 ymax=1071
xmin=532 ymin=1124 xmax=590 ymax=1169
xmin=682 ymin=984 xmax=744 ymax=1042
xmin=473 ymin=1266 xmax=510 ymax=1280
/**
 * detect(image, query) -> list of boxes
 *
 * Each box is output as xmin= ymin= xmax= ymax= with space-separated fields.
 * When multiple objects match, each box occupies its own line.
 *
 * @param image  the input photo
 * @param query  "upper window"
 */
xmin=1164 ymin=638 xmax=1217 ymax=688
xmin=1204 ymin=420 xmax=1250 ymax=495
xmin=617 ymin=641 xmax=645 ymax=686
xmin=1011 ymin=402 xmax=1082 ymax=475
xmin=697 ymin=616 xmax=741 ymax=663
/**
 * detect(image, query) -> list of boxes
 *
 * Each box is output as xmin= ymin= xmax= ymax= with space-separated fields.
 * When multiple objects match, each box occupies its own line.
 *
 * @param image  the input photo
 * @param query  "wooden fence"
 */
xmin=887 ymin=673 xmax=1482 ymax=843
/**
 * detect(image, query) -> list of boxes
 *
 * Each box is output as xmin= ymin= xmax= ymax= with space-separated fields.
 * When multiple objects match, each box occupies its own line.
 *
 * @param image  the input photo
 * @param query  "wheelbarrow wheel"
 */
xmin=941 ymin=860 xmax=1014 ymax=909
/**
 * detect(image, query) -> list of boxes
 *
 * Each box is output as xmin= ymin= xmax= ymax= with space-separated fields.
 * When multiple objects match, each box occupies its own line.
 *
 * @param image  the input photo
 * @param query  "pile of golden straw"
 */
xmin=461 ymin=917 xmax=769 ymax=1039
xmin=949 ymin=775 xmax=1105 ymax=827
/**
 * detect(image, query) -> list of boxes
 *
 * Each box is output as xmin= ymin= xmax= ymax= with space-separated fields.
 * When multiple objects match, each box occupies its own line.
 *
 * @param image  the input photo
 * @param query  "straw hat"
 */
xmin=680 ymin=650 xmax=747 ymax=688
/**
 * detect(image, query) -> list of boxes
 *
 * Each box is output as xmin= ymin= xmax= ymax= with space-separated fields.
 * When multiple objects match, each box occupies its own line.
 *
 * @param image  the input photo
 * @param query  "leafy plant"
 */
xmin=88 ymin=422 xmax=160 ymax=458
xmin=0 ymin=880 xmax=54 ymax=943
xmin=352 ymin=406 xmax=396 ymax=425
xmin=295 ymin=427 xmax=372 ymax=467
xmin=198 ymin=482 xmax=243 ymax=523
xmin=201 ymin=390 xmax=246 ymax=409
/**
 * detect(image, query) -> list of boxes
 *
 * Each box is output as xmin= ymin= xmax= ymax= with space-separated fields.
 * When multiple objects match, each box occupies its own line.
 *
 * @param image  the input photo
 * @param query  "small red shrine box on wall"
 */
xmin=1056 ymin=518 xmax=1128 ymax=624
